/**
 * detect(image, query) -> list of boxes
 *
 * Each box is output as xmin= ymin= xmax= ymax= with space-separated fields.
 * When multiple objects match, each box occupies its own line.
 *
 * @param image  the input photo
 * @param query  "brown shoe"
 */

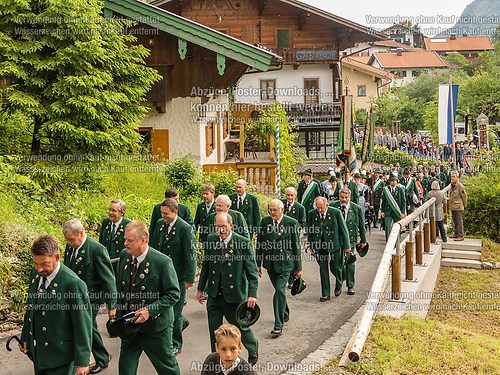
xmin=454 ymin=237 xmax=464 ymax=241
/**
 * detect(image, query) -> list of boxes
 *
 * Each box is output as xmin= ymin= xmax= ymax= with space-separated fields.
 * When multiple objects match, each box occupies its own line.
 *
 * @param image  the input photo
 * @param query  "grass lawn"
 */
xmin=315 ymin=266 xmax=500 ymax=375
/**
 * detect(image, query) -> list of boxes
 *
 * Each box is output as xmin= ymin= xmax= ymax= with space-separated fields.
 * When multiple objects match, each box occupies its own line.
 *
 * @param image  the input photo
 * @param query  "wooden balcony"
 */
xmin=269 ymin=48 xmax=338 ymax=64
xmin=285 ymin=102 xmax=342 ymax=127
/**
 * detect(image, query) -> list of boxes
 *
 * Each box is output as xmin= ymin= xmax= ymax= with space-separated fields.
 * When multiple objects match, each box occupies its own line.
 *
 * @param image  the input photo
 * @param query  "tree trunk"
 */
xmin=31 ymin=120 xmax=41 ymax=155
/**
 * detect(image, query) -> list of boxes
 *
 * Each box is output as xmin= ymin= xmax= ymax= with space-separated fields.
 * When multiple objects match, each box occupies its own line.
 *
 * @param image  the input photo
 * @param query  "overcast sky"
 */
xmin=301 ymin=0 xmax=474 ymax=36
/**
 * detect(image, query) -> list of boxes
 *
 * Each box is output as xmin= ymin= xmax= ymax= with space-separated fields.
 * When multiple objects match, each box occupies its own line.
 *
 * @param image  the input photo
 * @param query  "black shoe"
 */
xmin=334 ymin=288 xmax=342 ymax=297
xmin=287 ymin=283 xmax=293 ymax=289
xmin=347 ymin=287 xmax=355 ymax=295
xmin=270 ymin=328 xmax=282 ymax=338
xmin=90 ymin=364 xmax=108 ymax=374
xmin=173 ymin=347 xmax=182 ymax=356
xmin=248 ymin=352 xmax=258 ymax=366
xmin=319 ymin=296 xmax=330 ymax=302
xmin=373 ymin=224 xmax=378 ymax=228
xmin=182 ymin=319 xmax=190 ymax=331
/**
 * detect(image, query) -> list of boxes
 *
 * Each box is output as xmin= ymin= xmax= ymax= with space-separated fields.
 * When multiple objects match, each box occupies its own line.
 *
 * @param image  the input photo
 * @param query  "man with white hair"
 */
xmin=99 ymin=199 xmax=130 ymax=274
xmin=256 ymin=199 xmax=302 ymax=338
xmin=230 ymin=179 xmax=261 ymax=236
xmin=63 ymin=219 xmax=116 ymax=374
xmin=307 ymin=197 xmax=350 ymax=300
xmin=208 ymin=195 xmax=250 ymax=239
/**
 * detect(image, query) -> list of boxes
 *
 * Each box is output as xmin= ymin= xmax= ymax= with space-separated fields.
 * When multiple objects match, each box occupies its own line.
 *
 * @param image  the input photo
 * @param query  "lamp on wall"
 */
xmin=148 ymin=37 xmax=155 ymax=47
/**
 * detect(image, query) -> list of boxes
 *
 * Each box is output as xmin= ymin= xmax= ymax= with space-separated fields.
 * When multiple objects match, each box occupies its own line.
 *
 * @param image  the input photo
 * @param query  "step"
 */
xmin=441 ymin=249 xmax=482 ymax=261
xmin=441 ymin=258 xmax=482 ymax=269
xmin=442 ymin=238 xmax=482 ymax=251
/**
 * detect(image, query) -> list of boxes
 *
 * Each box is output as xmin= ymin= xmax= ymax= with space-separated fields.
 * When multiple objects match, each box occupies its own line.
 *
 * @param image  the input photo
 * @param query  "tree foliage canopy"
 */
xmin=0 ymin=0 xmax=160 ymax=155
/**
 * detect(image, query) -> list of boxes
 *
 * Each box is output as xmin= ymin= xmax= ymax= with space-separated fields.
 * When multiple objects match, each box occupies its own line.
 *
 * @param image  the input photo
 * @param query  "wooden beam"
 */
xmin=298 ymin=12 xmax=309 ymax=31
xmin=258 ymin=0 xmax=266 ymax=16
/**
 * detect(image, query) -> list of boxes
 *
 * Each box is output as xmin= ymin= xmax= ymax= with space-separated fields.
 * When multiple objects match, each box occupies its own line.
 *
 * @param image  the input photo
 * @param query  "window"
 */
xmin=277 ymin=29 xmax=290 ymax=49
xmin=304 ymin=78 xmax=319 ymax=104
xmin=357 ymin=85 xmax=366 ymax=97
xmin=401 ymin=71 xmax=407 ymax=78
xmin=260 ymin=80 xmax=276 ymax=101
xmin=412 ymin=70 xmax=421 ymax=77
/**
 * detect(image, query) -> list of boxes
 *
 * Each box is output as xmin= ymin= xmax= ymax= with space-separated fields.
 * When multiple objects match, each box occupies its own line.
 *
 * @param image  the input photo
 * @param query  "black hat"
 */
xmin=403 ymin=168 xmax=411 ymax=175
xmin=301 ymin=168 xmax=312 ymax=176
xmin=107 ymin=312 xmax=140 ymax=340
xmin=389 ymin=173 xmax=398 ymax=181
xmin=356 ymin=243 xmax=369 ymax=257
xmin=328 ymin=176 xmax=337 ymax=183
xmin=291 ymin=277 xmax=307 ymax=296
xmin=345 ymin=251 xmax=357 ymax=265
xmin=235 ymin=301 xmax=260 ymax=328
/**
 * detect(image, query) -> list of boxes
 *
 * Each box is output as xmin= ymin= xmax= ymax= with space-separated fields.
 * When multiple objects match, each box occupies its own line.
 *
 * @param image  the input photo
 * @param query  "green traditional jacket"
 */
xmin=194 ymin=201 xmax=217 ymax=243
xmin=198 ymin=232 xmax=259 ymax=303
xmin=307 ymin=207 xmax=350 ymax=253
xmin=99 ymin=217 xmax=130 ymax=260
xmin=115 ymin=247 xmax=180 ymax=334
xmin=21 ymin=264 xmax=92 ymax=369
xmin=150 ymin=216 xmax=197 ymax=283
xmin=148 ymin=202 xmax=194 ymax=239
xmin=207 ymin=209 xmax=250 ymax=239
xmin=281 ymin=199 xmax=307 ymax=228
xmin=381 ymin=185 xmax=407 ymax=220
xmin=64 ymin=236 xmax=116 ymax=308
xmin=256 ymin=215 xmax=302 ymax=273
xmin=230 ymin=193 xmax=261 ymax=235
xmin=297 ymin=180 xmax=321 ymax=212
xmin=330 ymin=201 xmax=367 ymax=248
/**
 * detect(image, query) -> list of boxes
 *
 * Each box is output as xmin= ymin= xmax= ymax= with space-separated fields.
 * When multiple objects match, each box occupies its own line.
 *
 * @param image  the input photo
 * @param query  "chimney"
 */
xmin=450 ymin=34 xmax=457 ymax=40
xmin=396 ymin=47 xmax=403 ymax=56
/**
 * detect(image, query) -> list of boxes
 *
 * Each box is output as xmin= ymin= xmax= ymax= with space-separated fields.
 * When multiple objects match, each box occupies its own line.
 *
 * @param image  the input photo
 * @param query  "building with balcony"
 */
xmin=424 ymin=35 xmax=494 ymax=63
xmin=151 ymin=0 xmax=386 ymax=160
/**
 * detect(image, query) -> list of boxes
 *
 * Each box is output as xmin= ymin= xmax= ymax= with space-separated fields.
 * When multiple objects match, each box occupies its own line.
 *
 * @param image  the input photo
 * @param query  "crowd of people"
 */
xmin=354 ymin=128 xmax=482 ymax=172
xmin=20 ymin=166 xmax=466 ymax=375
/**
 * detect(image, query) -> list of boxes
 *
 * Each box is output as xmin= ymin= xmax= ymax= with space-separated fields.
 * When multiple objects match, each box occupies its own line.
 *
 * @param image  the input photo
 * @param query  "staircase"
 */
xmin=441 ymin=238 xmax=483 ymax=269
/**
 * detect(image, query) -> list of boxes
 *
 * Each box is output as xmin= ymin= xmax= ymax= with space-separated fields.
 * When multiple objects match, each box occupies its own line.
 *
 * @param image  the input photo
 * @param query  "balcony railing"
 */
xmin=284 ymin=102 xmax=341 ymax=126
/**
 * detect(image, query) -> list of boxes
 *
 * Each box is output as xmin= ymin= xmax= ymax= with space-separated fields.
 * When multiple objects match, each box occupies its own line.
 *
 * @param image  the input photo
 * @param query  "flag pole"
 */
xmin=449 ymin=75 xmax=457 ymax=171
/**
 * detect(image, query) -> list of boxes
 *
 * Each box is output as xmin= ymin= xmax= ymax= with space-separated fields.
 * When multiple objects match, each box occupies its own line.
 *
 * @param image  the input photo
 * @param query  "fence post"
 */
xmin=415 ymin=230 xmax=423 ymax=265
xmin=391 ymin=254 xmax=401 ymax=300
xmin=405 ymin=242 xmax=414 ymax=280
xmin=430 ymin=216 xmax=436 ymax=243
xmin=423 ymin=222 xmax=431 ymax=253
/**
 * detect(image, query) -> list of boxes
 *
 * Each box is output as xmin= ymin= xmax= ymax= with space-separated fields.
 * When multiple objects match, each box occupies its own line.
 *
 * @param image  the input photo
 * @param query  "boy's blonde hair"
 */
xmin=214 ymin=324 xmax=242 ymax=344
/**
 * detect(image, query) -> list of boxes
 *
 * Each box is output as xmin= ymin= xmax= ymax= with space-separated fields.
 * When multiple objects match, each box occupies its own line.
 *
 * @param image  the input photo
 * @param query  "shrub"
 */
xmin=462 ymin=173 xmax=500 ymax=242
xmin=203 ymin=169 xmax=240 ymax=196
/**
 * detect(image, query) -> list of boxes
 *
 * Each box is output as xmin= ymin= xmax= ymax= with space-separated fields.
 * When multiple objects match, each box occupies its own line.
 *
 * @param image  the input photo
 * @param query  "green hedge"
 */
xmin=462 ymin=174 xmax=500 ymax=243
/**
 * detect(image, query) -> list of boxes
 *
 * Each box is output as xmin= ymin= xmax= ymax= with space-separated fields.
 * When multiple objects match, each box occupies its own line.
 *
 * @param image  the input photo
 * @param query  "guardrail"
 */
xmin=347 ymin=184 xmax=451 ymax=362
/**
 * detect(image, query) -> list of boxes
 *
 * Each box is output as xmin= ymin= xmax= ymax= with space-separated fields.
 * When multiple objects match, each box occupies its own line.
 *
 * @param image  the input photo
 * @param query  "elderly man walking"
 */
xmin=448 ymin=171 xmax=467 ymax=241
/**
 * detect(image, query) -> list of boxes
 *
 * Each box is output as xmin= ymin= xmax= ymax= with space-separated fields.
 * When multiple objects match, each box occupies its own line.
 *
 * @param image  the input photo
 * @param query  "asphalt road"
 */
xmin=0 ymin=228 xmax=387 ymax=375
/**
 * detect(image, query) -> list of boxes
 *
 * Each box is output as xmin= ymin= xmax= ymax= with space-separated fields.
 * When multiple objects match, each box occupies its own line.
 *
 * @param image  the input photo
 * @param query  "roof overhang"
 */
xmin=104 ymin=0 xmax=282 ymax=72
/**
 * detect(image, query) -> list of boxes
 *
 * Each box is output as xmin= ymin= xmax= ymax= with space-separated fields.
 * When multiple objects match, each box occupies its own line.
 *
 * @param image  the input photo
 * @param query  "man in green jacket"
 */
xmin=297 ymin=169 xmax=321 ymax=212
xmin=149 ymin=188 xmax=194 ymax=239
xmin=194 ymin=184 xmax=217 ymax=249
xmin=21 ymin=234 xmax=92 ymax=375
xmin=230 ymin=179 xmax=261 ymax=237
xmin=197 ymin=212 xmax=259 ymax=366
xmin=381 ymin=174 xmax=407 ymax=240
xmin=63 ymin=219 xmax=117 ymax=374
xmin=99 ymin=199 xmax=130 ymax=274
xmin=401 ymin=168 xmax=420 ymax=215
xmin=282 ymin=187 xmax=307 ymax=228
xmin=116 ymin=220 xmax=181 ymax=375
xmin=330 ymin=189 xmax=367 ymax=295
xmin=282 ymin=186 xmax=306 ymax=287
xmin=308 ymin=196 xmax=350 ymax=299
xmin=256 ymin=199 xmax=302 ymax=338
xmin=207 ymin=195 xmax=250 ymax=239
xmin=150 ymin=199 xmax=197 ymax=355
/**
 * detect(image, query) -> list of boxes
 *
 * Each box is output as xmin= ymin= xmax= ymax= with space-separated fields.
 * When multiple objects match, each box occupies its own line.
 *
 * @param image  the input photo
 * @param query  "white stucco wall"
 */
xmin=234 ymin=64 xmax=336 ymax=105
xmin=141 ymin=95 xmax=229 ymax=164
